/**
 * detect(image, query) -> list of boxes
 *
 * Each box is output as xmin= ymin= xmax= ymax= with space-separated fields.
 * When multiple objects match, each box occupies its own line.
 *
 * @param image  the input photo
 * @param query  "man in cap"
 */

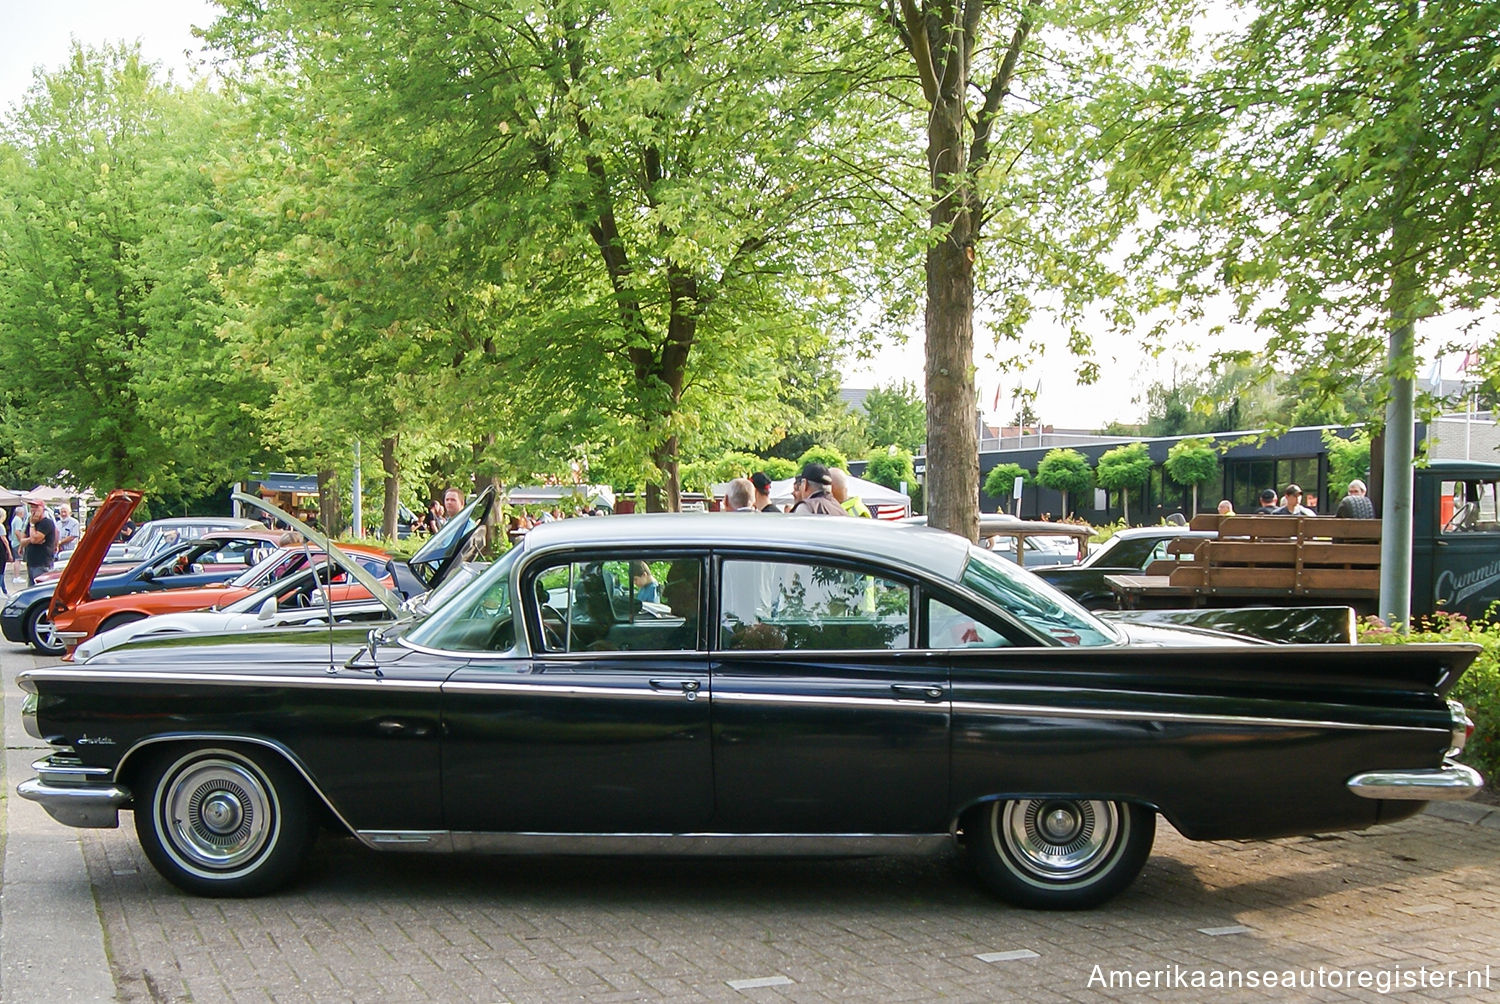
xmin=789 ymin=463 xmax=847 ymax=515
xmin=1273 ymin=484 xmax=1317 ymax=517
xmin=750 ymin=472 xmax=781 ymax=512
xmin=23 ymin=498 xmax=57 ymax=585
xmin=1254 ymin=489 xmax=1280 ymax=514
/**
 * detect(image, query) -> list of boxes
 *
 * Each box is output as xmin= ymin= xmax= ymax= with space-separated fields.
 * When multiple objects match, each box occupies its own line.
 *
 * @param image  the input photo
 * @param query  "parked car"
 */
xmin=1034 ymin=526 xmax=1218 ymax=609
xmin=900 ymin=514 xmax=1092 ymax=567
xmin=18 ymin=514 xmax=1481 ymax=908
xmin=3 ymin=527 xmax=285 ymax=656
xmin=45 ymin=515 xmax=263 ymax=580
xmin=51 ymin=487 xmax=495 ymax=656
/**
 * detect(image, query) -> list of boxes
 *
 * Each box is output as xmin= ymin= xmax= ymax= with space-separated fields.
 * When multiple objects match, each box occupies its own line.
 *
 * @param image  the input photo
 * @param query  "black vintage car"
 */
xmin=18 ymin=513 xmax=1483 ymax=909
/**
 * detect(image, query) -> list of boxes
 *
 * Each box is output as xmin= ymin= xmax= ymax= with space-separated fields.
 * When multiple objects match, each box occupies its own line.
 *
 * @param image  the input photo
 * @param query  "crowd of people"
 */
xmin=2 ymin=498 xmax=84 ymax=590
xmin=1217 ymin=479 xmax=1374 ymax=519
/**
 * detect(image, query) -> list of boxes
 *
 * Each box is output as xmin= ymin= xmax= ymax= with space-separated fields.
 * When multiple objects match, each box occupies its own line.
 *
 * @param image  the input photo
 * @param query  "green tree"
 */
xmin=209 ymin=0 xmax=896 ymax=512
xmin=862 ymin=380 xmax=926 ymax=455
xmin=1035 ymin=449 xmax=1094 ymax=520
xmin=1324 ymin=430 xmax=1372 ymax=501
xmin=1096 ymin=442 xmax=1153 ymax=525
xmin=1109 ymin=0 xmax=1500 ymax=622
xmin=865 ymin=447 xmax=917 ymax=494
xmin=881 ymin=2 xmax=1202 ymax=541
xmin=796 ymin=445 xmax=849 ymax=473
xmin=982 ymin=463 xmax=1030 ymax=514
xmin=1164 ymin=439 xmax=1220 ymax=516
xmin=0 ymin=44 xmax=274 ymax=495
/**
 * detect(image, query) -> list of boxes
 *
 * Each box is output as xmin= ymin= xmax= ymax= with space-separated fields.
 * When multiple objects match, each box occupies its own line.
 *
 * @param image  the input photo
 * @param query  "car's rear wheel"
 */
xmin=969 ymin=798 xmax=1155 ymax=910
xmin=26 ymin=603 xmax=65 ymax=656
xmin=134 ymin=745 xmax=316 ymax=897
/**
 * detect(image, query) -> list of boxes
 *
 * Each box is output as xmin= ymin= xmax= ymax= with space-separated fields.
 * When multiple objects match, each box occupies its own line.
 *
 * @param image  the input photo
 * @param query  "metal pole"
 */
xmin=1378 ymin=316 xmax=1415 ymax=628
xmin=351 ymin=440 xmax=363 ymax=538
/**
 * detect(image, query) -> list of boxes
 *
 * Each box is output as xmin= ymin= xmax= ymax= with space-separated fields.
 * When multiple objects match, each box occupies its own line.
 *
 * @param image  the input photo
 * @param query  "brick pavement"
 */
xmin=79 ymin=806 xmax=1500 ymax=1003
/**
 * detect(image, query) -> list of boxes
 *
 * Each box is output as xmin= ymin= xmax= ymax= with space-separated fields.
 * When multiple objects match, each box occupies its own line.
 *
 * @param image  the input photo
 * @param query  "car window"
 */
xmin=960 ymin=546 xmax=1119 ymax=647
xmin=719 ymin=558 xmax=911 ymax=651
xmin=927 ymin=596 xmax=1014 ymax=649
xmin=1442 ymin=479 xmax=1500 ymax=533
xmin=533 ymin=555 xmax=700 ymax=654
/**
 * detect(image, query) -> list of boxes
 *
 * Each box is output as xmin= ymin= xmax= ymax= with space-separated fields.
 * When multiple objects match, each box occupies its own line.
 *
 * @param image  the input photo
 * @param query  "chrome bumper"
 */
xmin=16 ymin=755 xmax=131 ymax=828
xmin=1346 ymin=762 xmax=1484 ymax=801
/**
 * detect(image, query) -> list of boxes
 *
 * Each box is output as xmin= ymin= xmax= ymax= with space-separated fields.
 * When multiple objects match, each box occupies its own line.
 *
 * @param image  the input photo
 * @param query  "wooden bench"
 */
xmin=1110 ymin=515 xmax=1384 ymax=607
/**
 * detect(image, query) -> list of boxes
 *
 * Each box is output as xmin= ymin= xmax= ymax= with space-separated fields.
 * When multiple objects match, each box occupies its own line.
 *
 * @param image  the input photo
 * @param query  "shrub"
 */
xmin=1359 ymin=610 xmax=1500 ymax=782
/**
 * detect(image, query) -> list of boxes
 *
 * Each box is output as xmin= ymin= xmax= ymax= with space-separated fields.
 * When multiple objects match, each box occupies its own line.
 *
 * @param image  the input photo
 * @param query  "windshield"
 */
xmin=960 ymin=546 xmax=1120 ymax=646
xmin=230 ymin=545 xmax=315 ymax=587
xmin=403 ymin=547 xmax=521 ymax=652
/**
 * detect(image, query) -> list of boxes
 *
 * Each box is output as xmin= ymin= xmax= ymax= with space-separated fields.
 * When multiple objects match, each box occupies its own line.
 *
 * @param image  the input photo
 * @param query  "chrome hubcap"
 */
xmin=999 ymin=799 xmax=1120 ymax=880
xmin=160 ymin=756 xmax=275 ymax=873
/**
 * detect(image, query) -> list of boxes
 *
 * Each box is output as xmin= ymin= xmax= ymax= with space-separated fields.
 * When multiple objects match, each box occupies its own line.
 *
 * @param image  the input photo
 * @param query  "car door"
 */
xmin=439 ymin=551 xmax=714 ymax=834
xmin=709 ymin=553 xmax=950 ymax=834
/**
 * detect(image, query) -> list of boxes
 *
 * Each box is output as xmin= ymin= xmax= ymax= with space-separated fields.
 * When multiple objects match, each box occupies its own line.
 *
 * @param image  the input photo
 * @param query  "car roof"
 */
xmin=521 ymin=512 xmax=974 ymax=584
xmin=139 ymin=516 xmax=262 ymax=528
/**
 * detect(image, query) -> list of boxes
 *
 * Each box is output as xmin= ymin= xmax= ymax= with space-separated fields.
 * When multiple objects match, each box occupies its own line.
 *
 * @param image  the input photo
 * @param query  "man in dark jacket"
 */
xmin=789 ymin=463 xmax=847 ymax=516
xmin=23 ymin=498 xmax=56 ymax=586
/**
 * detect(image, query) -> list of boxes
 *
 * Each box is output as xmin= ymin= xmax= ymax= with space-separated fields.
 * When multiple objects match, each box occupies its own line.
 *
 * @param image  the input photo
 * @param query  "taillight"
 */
xmin=1447 ymin=699 xmax=1474 ymax=754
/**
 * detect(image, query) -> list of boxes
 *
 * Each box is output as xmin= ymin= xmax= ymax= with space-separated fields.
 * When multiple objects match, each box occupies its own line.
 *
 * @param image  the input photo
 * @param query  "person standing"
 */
xmin=1335 ymin=479 xmax=1376 ymax=519
xmin=829 ymin=469 xmax=872 ymax=518
xmin=724 ymin=478 xmax=757 ymax=511
xmin=1254 ymin=489 xmax=1280 ymax=514
xmin=1272 ymin=484 xmax=1317 ymax=517
xmin=55 ymin=504 xmax=81 ymax=556
xmin=6 ymin=506 xmax=23 ymax=585
xmin=750 ymin=473 xmax=781 ymax=512
xmin=23 ymin=498 xmax=57 ymax=586
xmin=788 ymin=463 xmax=847 ymax=516
xmin=441 ymin=486 xmax=466 ymax=525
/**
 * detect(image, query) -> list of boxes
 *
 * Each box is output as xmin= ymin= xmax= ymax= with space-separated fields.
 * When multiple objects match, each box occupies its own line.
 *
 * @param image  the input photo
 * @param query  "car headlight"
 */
xmin=3 ymin=599 xmax=25 ymax=618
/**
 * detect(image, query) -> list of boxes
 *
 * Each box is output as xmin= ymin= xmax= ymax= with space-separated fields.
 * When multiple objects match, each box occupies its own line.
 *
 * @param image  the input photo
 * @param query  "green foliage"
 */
xmin=1106 ymin=1 xmax=1500 ymax=434
xmin=1360 ymin=611 xmax=1499 ymax=783
xmin=862 ymin=380 xmax=925 ymax=455
xmin=1324 ymin=430 xmax=1372 ymax=499
xmin=1096 ymin=442 xmax=1153 ymax=523
xmin=796 ymin=445 xmax=848 ymax=473
xmin=1036 ymin=449 xmax=1095 ymax=518
xmin=864 ymin=448 xmax=917 ymax=492
xmin=1164 ymin=438 xmax=1220 ymax=513
xmin=758 ymin=457 xmax=798 ymax=481
xmin=983 ymin=463 xmax=1031 ymax=502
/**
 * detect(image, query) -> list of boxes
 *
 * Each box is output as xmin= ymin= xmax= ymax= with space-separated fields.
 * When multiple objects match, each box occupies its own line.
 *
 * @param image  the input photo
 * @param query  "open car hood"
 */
xmin=50 ymin=489 xmax=143 ymax=619
xmin=230 ymin=492 xmax=404 ymax=618
xmin=405 ymin=486 xmax=495 ymax=589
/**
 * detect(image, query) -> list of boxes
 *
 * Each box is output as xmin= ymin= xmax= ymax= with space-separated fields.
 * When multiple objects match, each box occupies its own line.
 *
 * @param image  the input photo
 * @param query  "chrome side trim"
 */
xmin=116 ymin=734 xmax=364 ymax=839
xmin=950 ymin=700 xmax=1448 ymax=734
xmin=16 ymin=778 xmax=130 ymax=828
xmin=442 ymin=682 xmax=702 ymax=700
xmin=713 ymin=691 xmax=945 ymax=710
xmin=1347 ymin=763 xmax=1484 ymax=801
xmin=354 ymin=831 xmax=952 ymax=856
xmin=31 ymin=757 xmax=113 ymax=783
xmin=18 ymin=668 xmax=445 ymax=693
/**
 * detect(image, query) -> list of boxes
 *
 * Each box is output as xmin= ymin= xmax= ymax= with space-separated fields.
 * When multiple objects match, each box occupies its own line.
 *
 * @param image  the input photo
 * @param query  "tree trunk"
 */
xmin=923 ymin=86 xmax=980 ymax=542
xmin=380 ymin=434 xmax=399 ymax=540
xmin=317 ymin=467 xmax=341 ymax=536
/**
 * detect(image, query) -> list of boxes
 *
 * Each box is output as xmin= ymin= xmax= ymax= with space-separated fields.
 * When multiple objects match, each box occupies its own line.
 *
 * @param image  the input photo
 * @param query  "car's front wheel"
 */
xmin=134 ymin=745 xmax=316 ymax=897
xmin=26 ymin=603 xmax=65 ymax=656
xmin=969 ymin=798 xmax=1155 ymax=910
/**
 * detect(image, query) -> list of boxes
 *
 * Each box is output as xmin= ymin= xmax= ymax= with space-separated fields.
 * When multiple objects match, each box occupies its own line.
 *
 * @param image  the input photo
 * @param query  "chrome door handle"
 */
xmin=891 ymin=684 xmax=946 ymax=701
xmin=650 ymin=679 xmax=702 ymax=701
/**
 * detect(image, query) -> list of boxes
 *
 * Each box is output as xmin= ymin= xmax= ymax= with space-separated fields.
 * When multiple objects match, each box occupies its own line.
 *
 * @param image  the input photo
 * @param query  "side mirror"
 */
xmin=257 ymin=597 xmax=277 ymax=620
xmin=138 ymin=568 xmax=155 ymax=582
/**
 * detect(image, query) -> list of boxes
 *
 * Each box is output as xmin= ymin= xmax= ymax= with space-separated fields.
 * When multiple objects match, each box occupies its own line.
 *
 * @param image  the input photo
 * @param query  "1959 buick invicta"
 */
xmin=18 ymin=502 xmax=1484 ymax=909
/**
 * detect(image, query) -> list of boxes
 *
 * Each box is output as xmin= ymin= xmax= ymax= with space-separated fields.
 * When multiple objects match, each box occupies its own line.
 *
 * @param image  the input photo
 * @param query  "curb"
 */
xmin=1423 ymin=799 xmax=1500 ymax=829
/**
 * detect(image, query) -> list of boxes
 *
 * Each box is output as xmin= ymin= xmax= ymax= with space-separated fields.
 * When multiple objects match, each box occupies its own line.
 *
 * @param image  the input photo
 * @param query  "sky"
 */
xmin=0 ymin=2 xmax=1473 ymax=432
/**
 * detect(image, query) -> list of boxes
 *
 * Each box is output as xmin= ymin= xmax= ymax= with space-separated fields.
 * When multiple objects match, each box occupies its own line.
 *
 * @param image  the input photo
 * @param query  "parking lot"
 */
xmin=5 ymin=644 xmax=1499 ymax=1003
